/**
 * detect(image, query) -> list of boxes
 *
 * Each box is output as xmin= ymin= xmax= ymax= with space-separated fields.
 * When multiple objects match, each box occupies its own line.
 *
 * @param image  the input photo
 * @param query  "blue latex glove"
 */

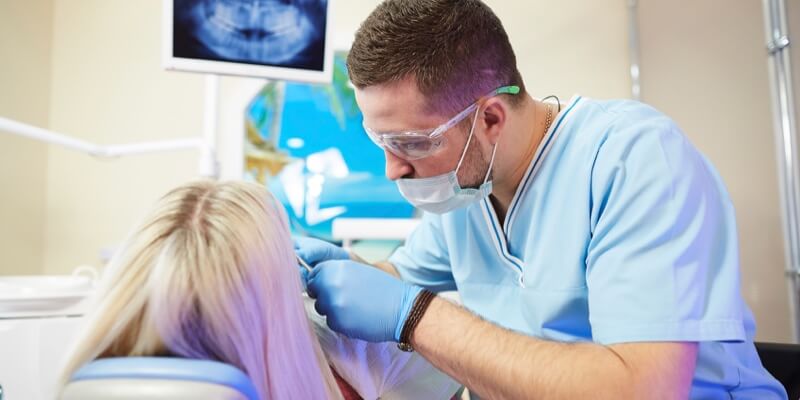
xmin=294 ymin=237 xmax=350 ymax=289
xmin=306 ymin=259 xmax=423 ymax=343
xmin=294 ymin=236 xmax=350 ymax=266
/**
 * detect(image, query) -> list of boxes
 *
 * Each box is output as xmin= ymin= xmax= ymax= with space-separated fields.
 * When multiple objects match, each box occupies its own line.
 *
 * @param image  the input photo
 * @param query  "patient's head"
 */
xmin=61 ymin=180 xmax=340 ymax=399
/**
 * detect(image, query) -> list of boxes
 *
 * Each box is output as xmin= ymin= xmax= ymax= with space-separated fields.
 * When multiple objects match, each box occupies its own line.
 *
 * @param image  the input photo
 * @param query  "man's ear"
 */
xmin=480 ymin=98 xmax=507 ymax=145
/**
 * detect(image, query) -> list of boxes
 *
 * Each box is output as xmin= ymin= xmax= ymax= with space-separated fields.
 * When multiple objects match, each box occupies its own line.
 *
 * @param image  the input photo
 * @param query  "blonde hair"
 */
xmin=60 ymin=180 xmax=342 ymax=399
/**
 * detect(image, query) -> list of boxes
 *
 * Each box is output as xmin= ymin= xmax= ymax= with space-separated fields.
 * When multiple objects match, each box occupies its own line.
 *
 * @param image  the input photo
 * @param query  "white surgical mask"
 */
xmin=396 ymin=108 xmax=497 ymax=214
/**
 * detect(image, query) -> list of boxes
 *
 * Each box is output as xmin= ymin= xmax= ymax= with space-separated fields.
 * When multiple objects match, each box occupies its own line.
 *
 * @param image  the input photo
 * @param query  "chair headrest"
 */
xmin=71 ymin=357 xmax=258 ymax=400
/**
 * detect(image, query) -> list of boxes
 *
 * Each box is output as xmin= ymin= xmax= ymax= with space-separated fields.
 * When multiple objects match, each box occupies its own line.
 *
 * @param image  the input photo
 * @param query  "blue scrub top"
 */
xmin=389 ymin=96 xmax=787 ymax=399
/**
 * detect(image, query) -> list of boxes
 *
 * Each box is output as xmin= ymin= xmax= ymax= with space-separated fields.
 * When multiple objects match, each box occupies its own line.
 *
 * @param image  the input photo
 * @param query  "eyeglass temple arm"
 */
xmin=432 ymin=85 xmax=521 ymax=136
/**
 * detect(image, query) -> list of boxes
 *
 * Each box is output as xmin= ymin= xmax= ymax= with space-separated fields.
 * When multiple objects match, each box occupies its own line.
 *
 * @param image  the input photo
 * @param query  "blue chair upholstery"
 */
xmin=64 ymin=357 xmax=258 ymax=400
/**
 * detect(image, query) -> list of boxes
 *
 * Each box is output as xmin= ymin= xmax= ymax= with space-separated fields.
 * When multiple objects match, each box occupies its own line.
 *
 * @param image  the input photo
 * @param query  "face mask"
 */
xmin=396 ymin=108 xmax=497 ymax=214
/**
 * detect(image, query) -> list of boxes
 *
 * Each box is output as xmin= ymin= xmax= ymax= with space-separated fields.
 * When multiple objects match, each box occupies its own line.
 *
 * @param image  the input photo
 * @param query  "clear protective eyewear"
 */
xmin=363 ymin=85 xmax=520 ymax=161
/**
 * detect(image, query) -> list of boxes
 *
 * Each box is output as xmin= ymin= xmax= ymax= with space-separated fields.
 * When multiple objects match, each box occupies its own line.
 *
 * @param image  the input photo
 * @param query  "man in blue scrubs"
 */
xmin=299 ymin=0 xmax=787 ymax=398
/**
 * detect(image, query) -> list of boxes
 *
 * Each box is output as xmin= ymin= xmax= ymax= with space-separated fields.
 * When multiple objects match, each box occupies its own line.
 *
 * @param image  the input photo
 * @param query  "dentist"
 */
xmin=299 ymin=0 xmax=786 ymax=398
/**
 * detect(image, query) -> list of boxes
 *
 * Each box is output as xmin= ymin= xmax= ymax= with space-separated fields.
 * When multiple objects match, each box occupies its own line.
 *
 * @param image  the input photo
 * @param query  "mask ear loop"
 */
xmin=455 ymin=105 xmax=481 ymax=172
xmin=483 ymin=139 xmax=498 ymax=184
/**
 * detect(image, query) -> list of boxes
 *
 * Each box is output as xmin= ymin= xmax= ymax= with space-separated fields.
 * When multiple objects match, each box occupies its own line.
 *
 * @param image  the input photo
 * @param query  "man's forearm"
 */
xmin=372 ymin=260 xmax=401 ymax=278
xmin=347 ymin=251 xmax=401 ymax=278
xmin=410 ymin=297 xmax=695 ymax=399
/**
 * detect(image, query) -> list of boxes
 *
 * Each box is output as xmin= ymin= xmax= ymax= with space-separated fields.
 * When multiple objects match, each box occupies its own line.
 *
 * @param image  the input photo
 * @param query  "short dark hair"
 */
xmin=347 ymin=0 xmax=526 ymax=115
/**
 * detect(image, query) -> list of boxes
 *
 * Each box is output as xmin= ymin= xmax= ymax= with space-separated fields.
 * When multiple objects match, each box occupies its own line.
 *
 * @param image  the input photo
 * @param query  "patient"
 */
xmin=59 ymin=181 xmax=459 ymax=399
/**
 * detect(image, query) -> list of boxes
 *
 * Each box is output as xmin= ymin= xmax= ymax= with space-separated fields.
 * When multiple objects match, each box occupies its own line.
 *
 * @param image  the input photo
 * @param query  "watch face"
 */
xmin=397 ymin=342 xmax=414 ymax=352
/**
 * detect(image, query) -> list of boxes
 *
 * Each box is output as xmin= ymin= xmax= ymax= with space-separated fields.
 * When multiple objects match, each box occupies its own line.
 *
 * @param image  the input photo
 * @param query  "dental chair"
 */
xmin=60 ymin=357 xmax=258 ymax=400
xmin=755 ymin=341 xmax=800 ymax=399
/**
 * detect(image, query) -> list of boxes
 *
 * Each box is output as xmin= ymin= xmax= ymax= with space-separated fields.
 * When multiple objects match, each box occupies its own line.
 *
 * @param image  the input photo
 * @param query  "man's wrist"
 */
xmin=347 ymin=251 xmax=402 ymax=279
xmin=348 ymin=250 xmax=368 ymax=264
xmin=397 ymin=289 xmax=436 ymax=351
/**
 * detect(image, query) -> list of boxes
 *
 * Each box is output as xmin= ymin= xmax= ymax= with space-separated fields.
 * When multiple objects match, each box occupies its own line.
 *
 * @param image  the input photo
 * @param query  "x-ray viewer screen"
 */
xmin=171 ymin=0 xmax=329 ymax=72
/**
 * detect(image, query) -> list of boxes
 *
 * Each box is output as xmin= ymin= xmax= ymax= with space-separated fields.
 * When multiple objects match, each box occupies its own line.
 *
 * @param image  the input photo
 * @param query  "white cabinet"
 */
xmin=0 ymin=315 xmax=85 ymax=400
xmin=0 ymin=275 xmax=94 ymax=400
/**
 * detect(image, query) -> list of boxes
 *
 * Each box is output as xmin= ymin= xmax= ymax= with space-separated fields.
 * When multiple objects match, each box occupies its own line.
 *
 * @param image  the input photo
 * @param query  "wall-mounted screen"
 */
xmin=163 ymin=0 xmax=333 ymax=83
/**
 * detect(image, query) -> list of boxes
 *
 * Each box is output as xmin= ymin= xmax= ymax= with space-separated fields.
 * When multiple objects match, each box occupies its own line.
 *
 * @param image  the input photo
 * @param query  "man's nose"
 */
xmin=384 ymin=149 xmax=413 ymax=181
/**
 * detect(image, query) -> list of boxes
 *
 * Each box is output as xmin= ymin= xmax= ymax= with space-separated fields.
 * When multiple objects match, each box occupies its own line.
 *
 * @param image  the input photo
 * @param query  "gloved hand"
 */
xmin=294 ymin=237 xmax=350 ymax=289
xmin=294 ymin=236 xmax=350 ymax=266
xmin=306 ymin=259 xmax=423 ymax=343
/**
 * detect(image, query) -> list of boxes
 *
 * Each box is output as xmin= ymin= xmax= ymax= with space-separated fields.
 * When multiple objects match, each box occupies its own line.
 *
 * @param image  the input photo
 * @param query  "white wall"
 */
xmin=43 ymin=0 xmax=204 ymax=273
xmin=492 ymin=0 xmax=632 ymax=99
xmin=0 ymin=0 xmax=53 ymax=275
xmin=335 ymin=0 xmax=633 ymax=100
xmin=637 ymin=0 xmax=793 ymax=342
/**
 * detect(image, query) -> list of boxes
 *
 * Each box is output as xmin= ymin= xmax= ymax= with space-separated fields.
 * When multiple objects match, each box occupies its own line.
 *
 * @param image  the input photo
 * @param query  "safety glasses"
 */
xmin=363 ymin=85 xmax=520 ymax=161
